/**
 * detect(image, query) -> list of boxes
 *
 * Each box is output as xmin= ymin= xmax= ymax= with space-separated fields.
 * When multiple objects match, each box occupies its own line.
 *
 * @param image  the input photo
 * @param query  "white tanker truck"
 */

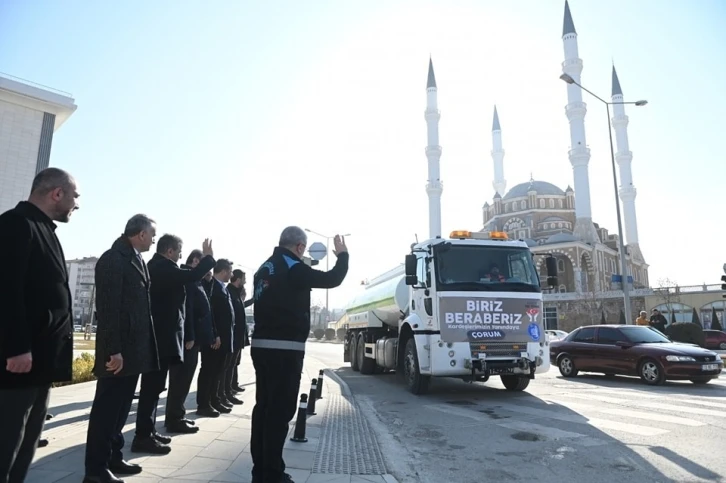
xmin=342 ymin=229 xmax=559 ymax=394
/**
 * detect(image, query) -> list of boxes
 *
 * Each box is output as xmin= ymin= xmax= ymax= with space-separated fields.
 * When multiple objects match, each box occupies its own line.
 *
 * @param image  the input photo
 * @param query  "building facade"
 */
xmin=0 ymin=73 xmax=77 ymax=213
xmin=66 ymin=257 xmax=98 ymax=325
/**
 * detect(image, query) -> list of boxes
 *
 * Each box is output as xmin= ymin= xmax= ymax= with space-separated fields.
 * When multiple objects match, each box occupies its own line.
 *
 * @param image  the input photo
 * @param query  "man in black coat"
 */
xmin=207 ymin=259 xmax=236 ymax=413
xmin=84 ymin=214 xmax=159 ymax=483
xmin=196 ymin=271 xmax=224 ymax=418
xmin=0 ymin=168 xmax=79 ymax=483
xmin=227 ymin=269 xmax=253 ymax=400
xmin=131 ymin=235 xmax=215 ymax=453
xmin=164 ymin=250 xmax=214 ymax=430
xmin=250 ymin=226 xmax=349 ymax=483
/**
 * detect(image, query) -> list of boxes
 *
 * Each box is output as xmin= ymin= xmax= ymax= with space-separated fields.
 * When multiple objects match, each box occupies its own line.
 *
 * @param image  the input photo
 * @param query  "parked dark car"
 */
xmin=704 ymin=330 xmax=726 ymax=350
xmin=550 ymin=325 xmax=723 ymax=385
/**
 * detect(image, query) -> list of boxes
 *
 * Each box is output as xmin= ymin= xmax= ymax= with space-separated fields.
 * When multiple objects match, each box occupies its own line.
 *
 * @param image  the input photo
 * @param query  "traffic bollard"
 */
xmin=306 ymin=379 xmax=317 ymax=416
xmin=290 ymin=394 xmax=309 ymax=443
xmin=316 ymin=369 xmax=325 ymax=399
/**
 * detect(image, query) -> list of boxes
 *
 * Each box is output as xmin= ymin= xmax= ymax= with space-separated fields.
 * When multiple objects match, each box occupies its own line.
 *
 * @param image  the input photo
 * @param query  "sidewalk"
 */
xmin=27 ymin=351 xmax=397 ymax=483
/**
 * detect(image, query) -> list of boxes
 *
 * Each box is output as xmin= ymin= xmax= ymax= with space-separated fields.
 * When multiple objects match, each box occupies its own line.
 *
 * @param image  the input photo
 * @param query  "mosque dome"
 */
xmin=503 ymin=180 xmax=566 ymax=200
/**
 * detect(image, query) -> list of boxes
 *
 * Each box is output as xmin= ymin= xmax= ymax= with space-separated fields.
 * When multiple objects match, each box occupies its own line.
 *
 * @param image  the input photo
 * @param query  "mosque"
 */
xmin=423 ymin=1 xmax=650 ymax=329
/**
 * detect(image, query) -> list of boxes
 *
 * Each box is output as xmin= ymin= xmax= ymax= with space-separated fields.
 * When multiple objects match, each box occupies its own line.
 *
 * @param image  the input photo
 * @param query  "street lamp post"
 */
xmin=304 ymin=228 xmax=351 ymax=327
xmin=559 ymin=73 xmax=647 ymax=325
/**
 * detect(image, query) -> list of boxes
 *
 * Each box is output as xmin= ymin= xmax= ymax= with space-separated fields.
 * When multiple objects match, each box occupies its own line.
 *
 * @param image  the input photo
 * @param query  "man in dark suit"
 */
xmin=207 ymin=259 xmax=236 ymax=413
xmin=132 ymin=236 xmax=215 ymax=451
xmin=84 ymin=214 xmax=159 ymax=483
xmin=165 ymin=250 xmax=213 ymax=430
xmin=196 ymin=271 xmax=223 ymax=418
xmin=226 ymin=269 xmax=253 ymax=400
xmin=0 ymin=168 xmax=79 ymax=483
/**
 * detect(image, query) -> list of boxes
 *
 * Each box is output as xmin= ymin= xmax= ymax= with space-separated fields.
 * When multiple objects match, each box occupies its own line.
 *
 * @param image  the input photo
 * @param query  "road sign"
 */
xmin=308 ymin=242 xmax=327 ymax=261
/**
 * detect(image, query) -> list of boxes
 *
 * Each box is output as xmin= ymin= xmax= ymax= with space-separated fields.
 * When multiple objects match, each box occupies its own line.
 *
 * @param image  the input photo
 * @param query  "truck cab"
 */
xmin=344 ymin=230 xmax=559 ymax=395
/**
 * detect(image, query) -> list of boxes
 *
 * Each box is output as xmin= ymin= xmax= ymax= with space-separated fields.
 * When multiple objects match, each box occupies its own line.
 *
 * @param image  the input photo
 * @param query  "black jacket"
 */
xmin=228 ymin=284 xmax=253 ymax=351
xmin=252 ymin=247 xmax=349 ymax=350
xmin=0 ymin=202 xmax=73 ymax=388
xmin=208 ymin=278 xmax=235 ymax=352
xmin=147 ymin=253 xmax=216 ymax=364
xmin=94 ymin=237 xmax=159 ymax=378
xmin=181 ymin=266 xmax=216 ymax=348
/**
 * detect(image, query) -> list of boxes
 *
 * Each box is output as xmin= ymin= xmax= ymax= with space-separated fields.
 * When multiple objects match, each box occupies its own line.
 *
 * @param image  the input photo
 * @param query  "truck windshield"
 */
xmin=435 ymin=245 xmax=540 ymax=292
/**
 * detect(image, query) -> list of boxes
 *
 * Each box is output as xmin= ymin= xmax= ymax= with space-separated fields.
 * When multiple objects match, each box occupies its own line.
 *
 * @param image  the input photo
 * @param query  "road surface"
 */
xmin=306 ymin=341 xmax=726 ymax=483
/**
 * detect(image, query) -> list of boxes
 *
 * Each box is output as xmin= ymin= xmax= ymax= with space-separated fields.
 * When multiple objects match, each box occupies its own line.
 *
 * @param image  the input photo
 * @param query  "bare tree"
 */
xmin=570 ymin=284 xmax=604 ymax=326
xmin=655 ymin=278 xmax=681 ymax=318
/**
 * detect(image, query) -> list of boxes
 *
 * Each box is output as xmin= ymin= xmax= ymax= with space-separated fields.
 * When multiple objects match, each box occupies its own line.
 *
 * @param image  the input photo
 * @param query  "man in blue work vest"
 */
xmin=249 ymin=226 xmax=349 ymax=483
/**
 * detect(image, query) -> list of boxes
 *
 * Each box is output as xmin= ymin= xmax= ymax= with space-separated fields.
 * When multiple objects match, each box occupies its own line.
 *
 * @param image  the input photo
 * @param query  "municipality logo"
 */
xmin=526 ymin=307 xmax=539 ymax=323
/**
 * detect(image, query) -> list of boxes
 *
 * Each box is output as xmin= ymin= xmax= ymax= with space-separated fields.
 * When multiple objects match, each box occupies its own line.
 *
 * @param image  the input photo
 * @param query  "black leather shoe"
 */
xmin=166 ymin=421 xmax=199 ymax=434
xmin=220 ymin=398 xmax=235 ymax=408
xmin=233 ymin=385 xmax=245 ymax=392
xmin=152 ymin=432 xmax=172 ymax=444
xmin=226 ymin=395 xmax=244 ymax=405
xmin=211 ymin=402 xmax=232 ymax=414
xmin=130 ymin=437 xmax=171 ymax=455
xmin=109 ymin=460 xmax=142 ymax=475
xmin=181 ymin=418 xmax=196 ymax=426
xmin=45 ymin=413 xmax=54 ymax=421
xmin=82 ymin=469 xmax=124 ymax=483
xmin=282 ymin=473 xmax=296 ymax=483
xmin=38 ymin=438 xmax=49 ymax=448
xmin=196 ymin=407 xmax=220 ymax=418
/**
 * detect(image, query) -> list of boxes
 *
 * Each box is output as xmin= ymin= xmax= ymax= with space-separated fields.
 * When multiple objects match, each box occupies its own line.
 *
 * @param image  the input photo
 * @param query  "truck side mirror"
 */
xmin=405 ymin=254 xmax=418 ymax=286
xmin=545 ymin=256 xmax=558 ymax=288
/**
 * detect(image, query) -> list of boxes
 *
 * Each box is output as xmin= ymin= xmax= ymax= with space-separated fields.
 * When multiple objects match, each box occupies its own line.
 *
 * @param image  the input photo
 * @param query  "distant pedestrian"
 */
xmin=635 ymin=311 xmax=649 ymax=326
xmin=165 ymin=250 xmax=214 ymax=429
xmin=226 ymin=269 xmax=253 ymax=400
xmin=207 ymin=259 xmax=237 ymax=413
xmin=249 ymin=226 xmax=349 ymax=483
xmin=0 ymin=168 xmax=79 ymax=483
xmin=84 ymin=214 xmax=159 ymax=483
xmin=650 ymin=308 xmax=668 ymax=333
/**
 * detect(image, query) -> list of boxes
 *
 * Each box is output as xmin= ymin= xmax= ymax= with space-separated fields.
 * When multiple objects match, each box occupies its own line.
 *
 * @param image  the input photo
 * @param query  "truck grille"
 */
xmin=470 ymin=342 xmax=525 ymax=358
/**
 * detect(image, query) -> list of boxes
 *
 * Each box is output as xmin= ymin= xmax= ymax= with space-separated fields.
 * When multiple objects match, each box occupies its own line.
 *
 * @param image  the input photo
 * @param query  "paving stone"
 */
xmin=197 ymin=440 xmax=244 ymax=461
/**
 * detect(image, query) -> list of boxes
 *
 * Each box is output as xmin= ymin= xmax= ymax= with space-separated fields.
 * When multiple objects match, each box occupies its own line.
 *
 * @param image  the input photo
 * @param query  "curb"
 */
xmin=323 ymin=368 xmax=352 ymax=397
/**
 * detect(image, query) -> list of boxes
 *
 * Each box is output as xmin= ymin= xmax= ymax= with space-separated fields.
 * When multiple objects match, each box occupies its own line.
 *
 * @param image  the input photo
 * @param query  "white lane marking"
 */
xmin=565 ymin=393 xmax=726 ymax=418
xmin=545 ymin=399 xmax=705 ymax=427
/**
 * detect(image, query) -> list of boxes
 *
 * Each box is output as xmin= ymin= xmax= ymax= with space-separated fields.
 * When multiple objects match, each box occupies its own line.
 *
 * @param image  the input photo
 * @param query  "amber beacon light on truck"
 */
xmin=449 ymin=230 xmax=509 ymax=240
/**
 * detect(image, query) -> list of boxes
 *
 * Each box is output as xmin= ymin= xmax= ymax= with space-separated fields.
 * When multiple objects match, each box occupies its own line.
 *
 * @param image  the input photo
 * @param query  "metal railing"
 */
xmin=0 ymin=72 xmax=74 ymax=98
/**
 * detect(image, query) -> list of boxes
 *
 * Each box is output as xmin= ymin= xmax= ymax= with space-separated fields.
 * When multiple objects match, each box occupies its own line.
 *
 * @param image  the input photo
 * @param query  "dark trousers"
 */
xmin=85 ymin=375 xmax=138 ymax=476
xmin=165 ymin=346 xmax=199 ymax=423
xmin=232 ymin=349 xmax=243 ymax=388
xmin=197 ymin=347 xmax=226 ymax=409
xmin=220 ymin=349 xmax=241 ymax=398
xmin=250 ymin=348 xmax=304 ymax=482
xmin=135 ymin=363 xmax=169 ymax=439
xmin=0 ymin=384 xmax=50 ymax=483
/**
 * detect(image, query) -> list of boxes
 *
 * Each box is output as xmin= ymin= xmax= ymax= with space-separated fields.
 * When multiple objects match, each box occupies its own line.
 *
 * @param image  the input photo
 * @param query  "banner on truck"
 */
xmin=438 ymin=296 xmax=543 ymax=343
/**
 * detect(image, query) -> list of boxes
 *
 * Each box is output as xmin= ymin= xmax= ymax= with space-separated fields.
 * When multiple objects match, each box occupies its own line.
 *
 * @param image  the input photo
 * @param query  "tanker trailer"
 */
xmin=343 ymin=230 xmax=559 ymax=395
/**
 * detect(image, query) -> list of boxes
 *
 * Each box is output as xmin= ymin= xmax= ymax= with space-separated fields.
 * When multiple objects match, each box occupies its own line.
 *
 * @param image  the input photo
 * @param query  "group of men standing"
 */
xmin=0 ymin=167 xmax=350 ymax=483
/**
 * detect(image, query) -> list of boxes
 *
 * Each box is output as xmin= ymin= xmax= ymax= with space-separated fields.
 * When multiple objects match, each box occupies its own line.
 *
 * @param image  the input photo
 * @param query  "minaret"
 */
xmin=561 ymin=0 xmax=599 ymax=243
xmin=491 ymin=106 xmax=506 ymax=196
xmin=425 ymin=58 xmax=443 ymax=239
xmin=611 ymin=65 xmax=643 ymax=261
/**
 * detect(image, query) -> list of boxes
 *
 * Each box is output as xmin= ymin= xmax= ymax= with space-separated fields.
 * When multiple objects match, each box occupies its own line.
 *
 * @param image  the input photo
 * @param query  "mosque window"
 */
xmin=558 ymin=222 xmax=563 ymax=228
xmin=520 ymin=201 xmax=527 ymax=210
xmin=559 ymin=199 xmax=563 ymax=209
xmin=549 ymin=199 xmax=555 ymax=208
xmin=505 ymin=204 xmax=509 ymax=213
xmin=557 ymin=259 xmax=565 ymax=273
xmin=539 ymin=199 xmax=545 ymax=208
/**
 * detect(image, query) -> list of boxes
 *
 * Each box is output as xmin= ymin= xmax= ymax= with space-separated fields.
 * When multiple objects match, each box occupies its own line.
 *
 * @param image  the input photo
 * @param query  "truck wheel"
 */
xmin=358 ymin=334 xmax=376 ymax=375
xmin=403 ymin=338 xmax=430 ymax=395
xmin=349 ymin=335 xmax=360 ymax=372
xmin=500 ymin=375 xmax=530 ymax=391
